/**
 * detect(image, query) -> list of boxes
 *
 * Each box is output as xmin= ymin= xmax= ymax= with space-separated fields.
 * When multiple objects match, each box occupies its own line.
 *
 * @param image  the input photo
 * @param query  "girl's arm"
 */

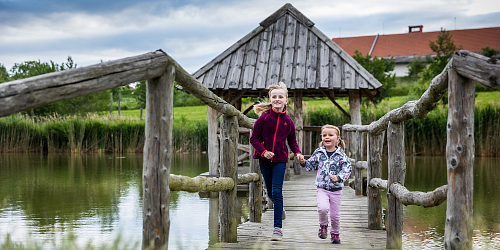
xmin=335 ymin=155 xmax=352 ymax=183
xmin=249 ymin=115 xmax=267 ymax=157
xmin=286 ymin=118 xmax=302 ymax=156
xmin=301 ymin=150 xmax=320 ymax=171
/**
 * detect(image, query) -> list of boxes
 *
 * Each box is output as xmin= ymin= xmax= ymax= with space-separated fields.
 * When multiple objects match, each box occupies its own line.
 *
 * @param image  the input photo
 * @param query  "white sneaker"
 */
xmin=271 ymin=227 xmax=283 ymax=241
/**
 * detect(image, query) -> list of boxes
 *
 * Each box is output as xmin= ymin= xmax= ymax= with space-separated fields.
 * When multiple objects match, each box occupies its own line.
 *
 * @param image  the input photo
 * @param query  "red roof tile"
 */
xmin=333 ymin=27 xmax=500 ymax=58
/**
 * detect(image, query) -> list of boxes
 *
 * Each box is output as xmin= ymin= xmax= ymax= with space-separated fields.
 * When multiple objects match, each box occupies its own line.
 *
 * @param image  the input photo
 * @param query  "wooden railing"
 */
xmin=342 ymin=50 xmax=500 ymax=249
xmin=0 ymin=49 xmax=262 ymax=249
xmin=1 ymin=49 xmax=498 ymax=250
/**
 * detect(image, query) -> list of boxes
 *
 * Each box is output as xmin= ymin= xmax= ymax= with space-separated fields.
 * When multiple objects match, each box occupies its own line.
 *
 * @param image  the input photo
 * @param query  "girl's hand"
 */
xmin=264 ymin=151 xmax=275 ymax=159
xmin=331 ymin=175 xmax=338 ymax=182
xmin=296 ymin=154 xmax=305 ymax=164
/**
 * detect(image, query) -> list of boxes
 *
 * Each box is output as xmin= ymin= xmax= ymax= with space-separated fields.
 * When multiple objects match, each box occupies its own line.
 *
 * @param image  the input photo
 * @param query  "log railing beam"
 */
xmin=452 ymin=50 xmax=500 ymax=90
xmin=342 ymin=60 xmax=451 ymax=135
xmin=0 ymin=51 xmax=169 ymax=118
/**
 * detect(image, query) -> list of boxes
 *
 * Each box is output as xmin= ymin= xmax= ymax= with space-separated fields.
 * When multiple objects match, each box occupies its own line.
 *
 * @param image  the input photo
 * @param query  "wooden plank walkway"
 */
xmin=210 ymin=170 xmax=387 ymax=249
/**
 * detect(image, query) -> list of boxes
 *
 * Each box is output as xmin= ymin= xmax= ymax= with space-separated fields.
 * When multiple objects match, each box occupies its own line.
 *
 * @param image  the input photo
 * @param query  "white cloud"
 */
xmin=466 ymin=0 xmax=500 ymax=15
xmin=1 ymin=0 xmax=499 ymax=72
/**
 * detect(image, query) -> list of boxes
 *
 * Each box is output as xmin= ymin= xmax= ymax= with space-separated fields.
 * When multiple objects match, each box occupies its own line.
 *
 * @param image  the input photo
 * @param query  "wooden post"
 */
xmin=293 ymin=90 xmax=303 ymax=175
xmin=349 ymin=90 xmax=363 ymax=195
xmin=142 ymin=64 xmax=174 ymax=249
xmin=208 ymin=193 xmax=220 ymax=245
xmin=219 ymin=115 xmax=239 ymax=243
xmin=109 ymin=91 xmax=113 ymax=119
xmin=249 ymin=130 xmax=262 ymax=222
xmin=345 ymin=131 xmax=356 ymax=190
xmin=348 ymin=90 xmax=362 ymax=125
xmin=285 ymin=160 xmax=291 ymax=181
xmin=207 ymin=107 xmax=220 ymax=176
xmin=387 ymin=121 xmax=405 ymax=249
xmin=118 ymin=91 xmax=121 ymax=119
xmin=445 ymin=69 xmax=474 ymax=250
xmin=354 ymin=130 xmax=363 ymax=195
xmin=367 ymin=131 xmax=385 ymax=230
xmin=304 ymin=130 xmax=312 ymax=155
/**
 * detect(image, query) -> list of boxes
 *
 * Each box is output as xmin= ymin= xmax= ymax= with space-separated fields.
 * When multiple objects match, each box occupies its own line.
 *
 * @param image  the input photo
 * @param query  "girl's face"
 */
xmin=322 ymin=128 xmax=339 ymax=151
xmin=269 ymin=89 xmax=288 ymax=112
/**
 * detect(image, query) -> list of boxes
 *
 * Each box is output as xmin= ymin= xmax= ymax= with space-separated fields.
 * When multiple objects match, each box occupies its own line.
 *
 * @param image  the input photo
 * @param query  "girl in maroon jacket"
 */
xmin=250 ymin=82 xmax=304 ymax=241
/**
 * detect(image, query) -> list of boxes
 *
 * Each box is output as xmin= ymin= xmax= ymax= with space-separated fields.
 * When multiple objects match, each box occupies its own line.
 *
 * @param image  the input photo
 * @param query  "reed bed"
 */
xmin=0 ymin=104 xmax=497 ymax=156
xmin=307 ymin=104 xmax=500 ymax=157
xmin=0 ymin=114 xmax=208 ymax=154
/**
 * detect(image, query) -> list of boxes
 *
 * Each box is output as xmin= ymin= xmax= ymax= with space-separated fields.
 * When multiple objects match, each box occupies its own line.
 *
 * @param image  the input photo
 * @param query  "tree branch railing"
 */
xmin=0 ymin=49 xmax=262 ymax=249
xmin=2 ymin=49 xmax=498 ymax=250
xmin=369 ymin=178 xmax=448 ymax=207
xmin=341 ymin=50 xmax=500 ymax=249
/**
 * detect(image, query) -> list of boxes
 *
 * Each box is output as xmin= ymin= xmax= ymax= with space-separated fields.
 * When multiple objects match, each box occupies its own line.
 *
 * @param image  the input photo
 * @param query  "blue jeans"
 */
xmin=259 ymin=161 xmax=286 ymax=228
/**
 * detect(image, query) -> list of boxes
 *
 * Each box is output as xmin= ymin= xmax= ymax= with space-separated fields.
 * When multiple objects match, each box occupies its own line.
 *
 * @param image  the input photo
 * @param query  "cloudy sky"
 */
xmin=1 ymin=0 xmax=499 ymax=74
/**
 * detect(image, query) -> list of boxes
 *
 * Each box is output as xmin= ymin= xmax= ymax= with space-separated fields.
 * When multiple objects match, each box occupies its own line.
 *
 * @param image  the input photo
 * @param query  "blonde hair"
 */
xmin=253 ymin=82 xmax=288 ymax=116
xmin=319 ymin=124 xmax=345 ymax=151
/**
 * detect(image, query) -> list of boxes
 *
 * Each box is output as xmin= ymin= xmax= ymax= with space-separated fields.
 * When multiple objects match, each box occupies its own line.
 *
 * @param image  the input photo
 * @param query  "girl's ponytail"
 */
xmin=338 ymin=137 xmax=345 ymax=151
xmin=253 ymin=103 xmax=272 ymax=116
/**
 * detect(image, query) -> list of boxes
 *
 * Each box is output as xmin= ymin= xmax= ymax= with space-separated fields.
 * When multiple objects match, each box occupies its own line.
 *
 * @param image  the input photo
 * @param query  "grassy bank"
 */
xmin=306 ymin=99 xmax=500 ymax=157
xmin=0 ymin=92 xmax=498 ymax=155
xmin=0 ymin=114 xmax=207 ymax=153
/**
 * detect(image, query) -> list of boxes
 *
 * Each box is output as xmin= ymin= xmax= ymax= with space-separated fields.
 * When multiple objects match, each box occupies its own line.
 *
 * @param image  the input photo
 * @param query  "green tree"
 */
xmin=407 ymin=57 xmax=426 ymax=78
xmin=426 ymin=28 xmax=458 ymax=77
xmin=0 ymin=64 xmax=9 ymax=83
xmin=409 ymin=29 xmax=459 ymax=101
xmin=481 ymin=46 xmax=500 ymax=57
xmin=9 ymin=57 xmax=109 ymax=116
xmin=353 ymin=50 xmax=396 ymax=104
xmin=132 ymin=80 xmax=146 ymax=120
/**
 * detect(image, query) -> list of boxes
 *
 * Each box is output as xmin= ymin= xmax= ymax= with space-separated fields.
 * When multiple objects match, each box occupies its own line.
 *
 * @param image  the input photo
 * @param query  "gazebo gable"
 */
xmin=193 ymin=3 xmax=382 ymax=98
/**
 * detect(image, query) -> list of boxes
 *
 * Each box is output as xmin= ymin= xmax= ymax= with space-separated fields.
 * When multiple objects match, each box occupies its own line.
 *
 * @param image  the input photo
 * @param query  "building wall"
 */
xmin=392 ymin=64 xmax=409 ymax=77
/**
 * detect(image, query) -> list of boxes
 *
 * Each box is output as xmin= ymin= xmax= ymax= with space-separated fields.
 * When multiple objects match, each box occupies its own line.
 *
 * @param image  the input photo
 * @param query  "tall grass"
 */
xmin=1 ymin=233 xmax=140 ymax=250
xmin=0 ymin=114 xmax=208 ymax=153
xmin=1 ymin=95 xmax=498 ymax=156
xmin=307 ymin=104 xmax=500 ymax=157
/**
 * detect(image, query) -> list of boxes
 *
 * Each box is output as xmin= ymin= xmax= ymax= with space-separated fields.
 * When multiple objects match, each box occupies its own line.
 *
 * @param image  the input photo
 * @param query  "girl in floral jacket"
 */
xmin=299 ymin=124 xmax=351 ymax=244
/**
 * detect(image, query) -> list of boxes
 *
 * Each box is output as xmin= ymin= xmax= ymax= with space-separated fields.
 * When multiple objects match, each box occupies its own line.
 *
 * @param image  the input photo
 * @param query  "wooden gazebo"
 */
xmin=192 ymin=3 xmax=382 ymax=174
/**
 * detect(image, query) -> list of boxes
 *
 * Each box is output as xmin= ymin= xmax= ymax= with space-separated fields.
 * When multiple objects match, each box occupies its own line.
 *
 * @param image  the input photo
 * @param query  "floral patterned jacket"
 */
xmin=301 ymin=146 xmax=352 ymax=191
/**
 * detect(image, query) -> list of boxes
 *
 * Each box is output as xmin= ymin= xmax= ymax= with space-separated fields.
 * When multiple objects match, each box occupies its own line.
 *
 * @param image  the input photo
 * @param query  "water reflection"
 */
xmin=382 ymin=156 xmax=500 ymax=249
xmin=0 ymin=154 xmax=498 ymax=249
xmin=0 ymin=153 xmax=248 ymax=250
xmin=0 ymin=154 xmax=143 ymax=248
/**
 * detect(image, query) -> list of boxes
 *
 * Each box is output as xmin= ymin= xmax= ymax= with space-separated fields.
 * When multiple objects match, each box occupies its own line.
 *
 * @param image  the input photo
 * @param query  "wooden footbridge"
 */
xmin=211 ymin=170 xmax=386 ymax=250
xmin=1 ymin=48 xmax=499 ymax=250
xmin=1 ymin=3 xmax=499 ymax=249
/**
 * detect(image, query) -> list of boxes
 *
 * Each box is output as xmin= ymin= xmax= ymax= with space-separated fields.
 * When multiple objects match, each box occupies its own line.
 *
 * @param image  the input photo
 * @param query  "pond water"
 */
xmin=0 ymin=153 xmax=499 ymax=249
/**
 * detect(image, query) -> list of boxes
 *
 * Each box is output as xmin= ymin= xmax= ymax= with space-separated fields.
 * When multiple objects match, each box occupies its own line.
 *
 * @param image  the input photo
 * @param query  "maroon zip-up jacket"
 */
xmin=250 ymin=107 xmax=302 ymax=162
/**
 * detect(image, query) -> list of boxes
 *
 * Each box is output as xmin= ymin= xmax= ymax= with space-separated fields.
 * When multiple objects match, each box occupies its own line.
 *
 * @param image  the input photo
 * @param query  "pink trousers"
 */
xmin=317 ymin=187 xmax=342 ymax=234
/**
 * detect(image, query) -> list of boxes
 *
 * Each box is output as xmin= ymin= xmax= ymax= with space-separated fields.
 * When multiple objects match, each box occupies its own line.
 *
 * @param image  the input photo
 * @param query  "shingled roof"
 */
xmin=193 ymin=3 xmax=382 ymax=98
xmin=333 ymin=26 xmax=500 ymax=62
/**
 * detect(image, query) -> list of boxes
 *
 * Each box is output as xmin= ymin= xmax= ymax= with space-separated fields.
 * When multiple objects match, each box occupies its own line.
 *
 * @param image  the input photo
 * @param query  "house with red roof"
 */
xmin=332 ymin=26 xmax=500 ymax=76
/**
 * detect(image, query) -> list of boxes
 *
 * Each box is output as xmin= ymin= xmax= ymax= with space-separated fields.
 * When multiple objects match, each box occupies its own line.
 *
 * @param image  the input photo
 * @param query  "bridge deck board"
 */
xmin=210 ymin=170 xmax=386 ymax=249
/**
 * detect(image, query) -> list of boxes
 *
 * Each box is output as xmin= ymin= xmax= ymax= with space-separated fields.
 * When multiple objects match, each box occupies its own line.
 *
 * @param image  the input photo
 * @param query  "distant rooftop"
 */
xmin=332 ymin=26 xmax=500 ymax=58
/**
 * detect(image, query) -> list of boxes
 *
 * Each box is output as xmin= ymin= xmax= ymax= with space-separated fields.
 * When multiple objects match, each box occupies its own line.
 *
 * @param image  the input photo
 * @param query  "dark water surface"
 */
xmin=382 ymin=156 xmax=500 ymax=249
xmin=0 ymin=154 xmax=498 ymax=249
